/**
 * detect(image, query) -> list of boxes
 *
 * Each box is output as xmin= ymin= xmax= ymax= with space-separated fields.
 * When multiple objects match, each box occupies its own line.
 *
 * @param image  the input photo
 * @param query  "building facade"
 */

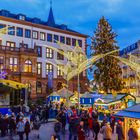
xmin=120 ymin=40 xmax=140 ymax=96
xmin=0 ymin=8 xmax=88 ymax=99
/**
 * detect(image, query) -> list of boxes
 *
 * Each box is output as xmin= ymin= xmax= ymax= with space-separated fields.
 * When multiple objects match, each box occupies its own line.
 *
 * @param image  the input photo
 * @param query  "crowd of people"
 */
xmin=0 ymin=102 xmax=139 ymax=140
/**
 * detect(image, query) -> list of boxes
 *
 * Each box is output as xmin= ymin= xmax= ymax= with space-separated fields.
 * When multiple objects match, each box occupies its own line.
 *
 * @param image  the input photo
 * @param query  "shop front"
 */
xmin=115 ymin=104 xmax=140 ymax=140
xmin=94 ymin=93 xmax=136 ymax=112
xmin=0 ymin=79 xmax=27 ymax=114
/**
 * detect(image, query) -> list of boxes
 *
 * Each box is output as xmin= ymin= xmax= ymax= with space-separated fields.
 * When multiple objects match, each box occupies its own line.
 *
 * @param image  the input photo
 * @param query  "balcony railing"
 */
xmin=0 ymin=45 xmax=37 ymax=54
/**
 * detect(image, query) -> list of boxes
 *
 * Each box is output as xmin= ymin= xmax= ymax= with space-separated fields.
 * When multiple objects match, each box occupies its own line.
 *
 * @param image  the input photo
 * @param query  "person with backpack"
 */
xmin=100 ymin=122 xmax=112 ymax=140
xmin=128 ymin=127 xmax=138 ymax=140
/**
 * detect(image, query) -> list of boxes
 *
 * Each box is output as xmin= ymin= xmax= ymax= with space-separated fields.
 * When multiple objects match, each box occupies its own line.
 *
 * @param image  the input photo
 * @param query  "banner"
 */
xmin=48 ymin=71 xmax=53 ymax=88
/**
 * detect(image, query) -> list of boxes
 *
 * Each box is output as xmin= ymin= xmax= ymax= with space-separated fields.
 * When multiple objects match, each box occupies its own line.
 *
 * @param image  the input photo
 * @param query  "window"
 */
xmin=67 ymin=51 xmax=73 ymax=61
xmin=37 ymin=46 xmax=42 ymax=57
xmin=60 ymin=36 xmax=65 ymax=43
xmin=37 ymin=62 xmax=42 ymax=75
xmin=24 ymin=60 xmax=32 ymax=72
xmin=9 ymin=57 xmax=18 ymax=72
xmin=78 ymin=40 xmax=82 ymax=47
xmin=19 ymin=43 xmax=28 ymax=48
xmin=0 ymin=56 xmax=4 ymax=71
xmin=54 ymin=35 xmax=59 ymax=43
xmin=47 ymin=33 xmax=52 ymax=42
xmin=6 ymin=41 xmax=15 ymax=47
xmin=36 ymin=81 xmax=42 ymax=94
xmin=46 ymin=48 xmax=53 ymax=58
xmin=25 ymin=29 xmax=31 ymax=38
xmin=72 ymin=38 xmax=76 ymax=46
xmin=19 ymin=15 xmax=25 ymax=20
xmin=57 ymin=65 xmax=64 ymax=76
xmin=0 ymin=24 xmax=6 ymax=29
xmin=8 ymin=26 xmax=15 ymax=35
xmin=66 ymin=37 xmax=71 ymax=45
xmin=32 ymin=31 xmax=38 ymax=39
xmin=57 ymin=50 xmax=64 ymax=60
xmin=46 ymin=63 xmax=53 ymax=75
xmin=40 ymin=32 xmax=46 ymax=41
xmin=16 ymin=27 xmax=23 ymax=37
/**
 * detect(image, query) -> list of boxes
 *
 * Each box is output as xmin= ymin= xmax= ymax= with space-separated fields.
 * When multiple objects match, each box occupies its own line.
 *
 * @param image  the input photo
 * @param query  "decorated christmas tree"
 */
xmin=92 ymin=17 xmax=124 ymax=94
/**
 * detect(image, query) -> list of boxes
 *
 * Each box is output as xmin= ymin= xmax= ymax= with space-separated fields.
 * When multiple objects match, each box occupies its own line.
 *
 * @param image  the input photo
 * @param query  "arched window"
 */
xmin=24 ymin=60 xmax=32 ymax=72
xmin=36 ymin=81 xmax=42 ymax=94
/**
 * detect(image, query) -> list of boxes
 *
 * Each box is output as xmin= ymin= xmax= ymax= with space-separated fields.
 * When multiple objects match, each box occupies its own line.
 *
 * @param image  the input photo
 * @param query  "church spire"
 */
xmin=47 ymin=0 xmax=55 ymax=26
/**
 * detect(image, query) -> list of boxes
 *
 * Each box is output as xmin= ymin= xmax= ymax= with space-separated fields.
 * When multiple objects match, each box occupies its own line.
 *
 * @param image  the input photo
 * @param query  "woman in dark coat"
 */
xmin=92 ymin=119 xmax=100 ymax=140
xmin=25 ymin=119 xmax=30 ymax=140
xmin=78 ymin=121 xmax=85 ymax=140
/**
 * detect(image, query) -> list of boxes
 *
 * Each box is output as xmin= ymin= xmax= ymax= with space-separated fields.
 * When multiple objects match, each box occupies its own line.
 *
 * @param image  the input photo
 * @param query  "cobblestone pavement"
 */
xmin=0 ymin=121 xmax=117 ymax=140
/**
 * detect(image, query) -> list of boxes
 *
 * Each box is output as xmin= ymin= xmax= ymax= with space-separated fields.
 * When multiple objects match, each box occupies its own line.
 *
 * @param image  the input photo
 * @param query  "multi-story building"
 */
xmin=0 ymin=6 xmax=88 ymax=99
xmin=120 ymin=40 xmax=140 ymax=96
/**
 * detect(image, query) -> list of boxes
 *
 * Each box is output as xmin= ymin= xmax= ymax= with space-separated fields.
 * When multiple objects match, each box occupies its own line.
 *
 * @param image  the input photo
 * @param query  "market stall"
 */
xmin=115 ymin=104 xmax=140 ymax=140
xmin=94 ymin=93 xmax=136 ymax=112
xmin=0 ymin=79 xmax=28 ymax=114
xmin=48 ymin=92 xmax=60 ymax=102
xmin=80 ymin=92 xmax=94 ymax=106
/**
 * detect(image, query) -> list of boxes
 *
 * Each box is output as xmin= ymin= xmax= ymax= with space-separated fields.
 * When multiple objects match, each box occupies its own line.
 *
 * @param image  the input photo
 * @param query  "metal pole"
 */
xmin=77 ymin=72 xmax=80 ymax=109
xmin=66 ymin=79 xmax=69 ymax=107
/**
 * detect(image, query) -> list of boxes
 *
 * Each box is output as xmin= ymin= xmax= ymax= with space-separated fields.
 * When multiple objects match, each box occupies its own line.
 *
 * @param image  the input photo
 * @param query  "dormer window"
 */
xmin=18 ymin=15 xmax=25 ymax=20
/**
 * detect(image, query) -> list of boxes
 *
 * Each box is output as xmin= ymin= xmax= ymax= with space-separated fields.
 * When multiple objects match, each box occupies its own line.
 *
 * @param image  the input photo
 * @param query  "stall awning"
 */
xmin=115 ymin=110 xmax=140 ymax=119
xmin=115 ymin=104 xmax=140 ymax=119
xmin=0 ymin=79 xmax=27 ymax=89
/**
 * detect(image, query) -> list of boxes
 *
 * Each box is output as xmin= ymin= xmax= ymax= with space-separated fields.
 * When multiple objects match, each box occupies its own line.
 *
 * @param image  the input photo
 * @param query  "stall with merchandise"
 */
xmin=115 ymin=104 xmax=140 ymax=140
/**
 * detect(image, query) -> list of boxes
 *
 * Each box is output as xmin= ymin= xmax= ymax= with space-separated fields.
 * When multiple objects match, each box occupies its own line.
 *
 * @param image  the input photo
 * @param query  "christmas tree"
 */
xmin=92 ymin=17 xmax=123 ymax=94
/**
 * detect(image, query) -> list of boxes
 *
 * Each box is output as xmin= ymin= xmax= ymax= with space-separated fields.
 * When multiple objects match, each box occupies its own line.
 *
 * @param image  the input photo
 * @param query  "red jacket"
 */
xmin=78 ymin=126 xmax=85 ymax=140
xmin=88 ymin=118 xmax=93 ymax=129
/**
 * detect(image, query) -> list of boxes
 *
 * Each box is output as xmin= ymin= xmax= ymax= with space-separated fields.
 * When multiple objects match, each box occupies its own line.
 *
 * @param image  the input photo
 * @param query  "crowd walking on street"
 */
xmin=0 ymin=102 xmax=138 ymax=140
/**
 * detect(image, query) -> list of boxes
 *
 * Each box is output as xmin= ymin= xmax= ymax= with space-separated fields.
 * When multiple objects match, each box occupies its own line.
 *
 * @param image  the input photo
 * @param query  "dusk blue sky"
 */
xmin=0 ymin=0 xmax=140 ymax=49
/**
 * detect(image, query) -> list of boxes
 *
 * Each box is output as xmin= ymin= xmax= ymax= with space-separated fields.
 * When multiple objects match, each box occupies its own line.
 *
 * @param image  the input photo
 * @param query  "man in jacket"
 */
xmin=100 ymin=122 xmax=112 ymax=140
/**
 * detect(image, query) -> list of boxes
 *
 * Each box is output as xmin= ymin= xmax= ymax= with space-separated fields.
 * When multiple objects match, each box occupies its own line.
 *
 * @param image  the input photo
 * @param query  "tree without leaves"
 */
xmin=92 ymin=17 xmax=124 ymax=93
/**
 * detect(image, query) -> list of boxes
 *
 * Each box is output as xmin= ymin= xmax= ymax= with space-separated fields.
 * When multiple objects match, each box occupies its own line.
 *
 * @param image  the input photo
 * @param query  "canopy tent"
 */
xmin=57 ymin=87 xmax=74 ymax=98
xmin=115 ymin=104 xmax=140 ymax=140
xmin=80 ymin=92 xmax=94 ymax=105
xmin=0 ymin=79 xmax=27 ymax=89
xmin=94 ymin=93 xmax=136 ymax=106
xmin=48 ymin=92 xmax=60 ymax=102
xmin=115 ymin=104 xmax=140 ymax=119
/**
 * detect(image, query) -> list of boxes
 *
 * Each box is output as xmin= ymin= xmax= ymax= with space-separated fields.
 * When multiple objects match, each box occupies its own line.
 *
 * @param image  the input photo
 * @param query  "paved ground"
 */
xmin=0 ymin=120 xmax=117 ymax=140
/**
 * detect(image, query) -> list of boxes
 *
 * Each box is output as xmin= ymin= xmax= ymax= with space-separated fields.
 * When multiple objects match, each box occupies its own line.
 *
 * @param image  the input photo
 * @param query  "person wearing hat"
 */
xmin=116 ymin=120 xmax=124 ymax=140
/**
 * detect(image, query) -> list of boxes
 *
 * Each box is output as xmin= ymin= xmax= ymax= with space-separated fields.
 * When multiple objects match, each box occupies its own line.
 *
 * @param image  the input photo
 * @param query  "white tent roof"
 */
xmin=57 ymin=87 xmax=74 ymax=98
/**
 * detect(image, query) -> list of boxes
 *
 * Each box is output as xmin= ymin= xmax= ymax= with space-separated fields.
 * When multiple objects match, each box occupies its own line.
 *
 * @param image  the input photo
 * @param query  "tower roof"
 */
xmin=47 ymin=0 xmax=55 ymax=26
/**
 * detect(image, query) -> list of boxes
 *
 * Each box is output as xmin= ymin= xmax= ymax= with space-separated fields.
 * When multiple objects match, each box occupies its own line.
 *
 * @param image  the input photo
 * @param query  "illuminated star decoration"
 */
xmin=0 ymin=71 xmax=7 ymax=79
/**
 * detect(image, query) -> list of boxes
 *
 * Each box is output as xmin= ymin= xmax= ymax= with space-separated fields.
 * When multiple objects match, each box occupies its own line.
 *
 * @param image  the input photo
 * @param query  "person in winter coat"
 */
xmin=88 ymin=114 xmax=93 ymax=137
xmin=9 ymin=116 xmax=16 ymax=137
xmin=110 ymin=116 xmax=115 ymax=133
xmin=17 ymin=117 xmax=25 ymax=140
xmin=92 ymin=119 xmax=100 ymax=140
xmin=100 ymin=122 xmax=112 ymax=140
xmin=78 ymin=121 xmax=85 ymax=140
xmin=25 ymin=119 xmax=30 ymax=140
xmin=116 ymin=121 xmax=124 ymax=140
xmin=128 ymin=127 xmax=138 ymax=140
xmin=69 ymin=115 xmax=79 ymax=140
